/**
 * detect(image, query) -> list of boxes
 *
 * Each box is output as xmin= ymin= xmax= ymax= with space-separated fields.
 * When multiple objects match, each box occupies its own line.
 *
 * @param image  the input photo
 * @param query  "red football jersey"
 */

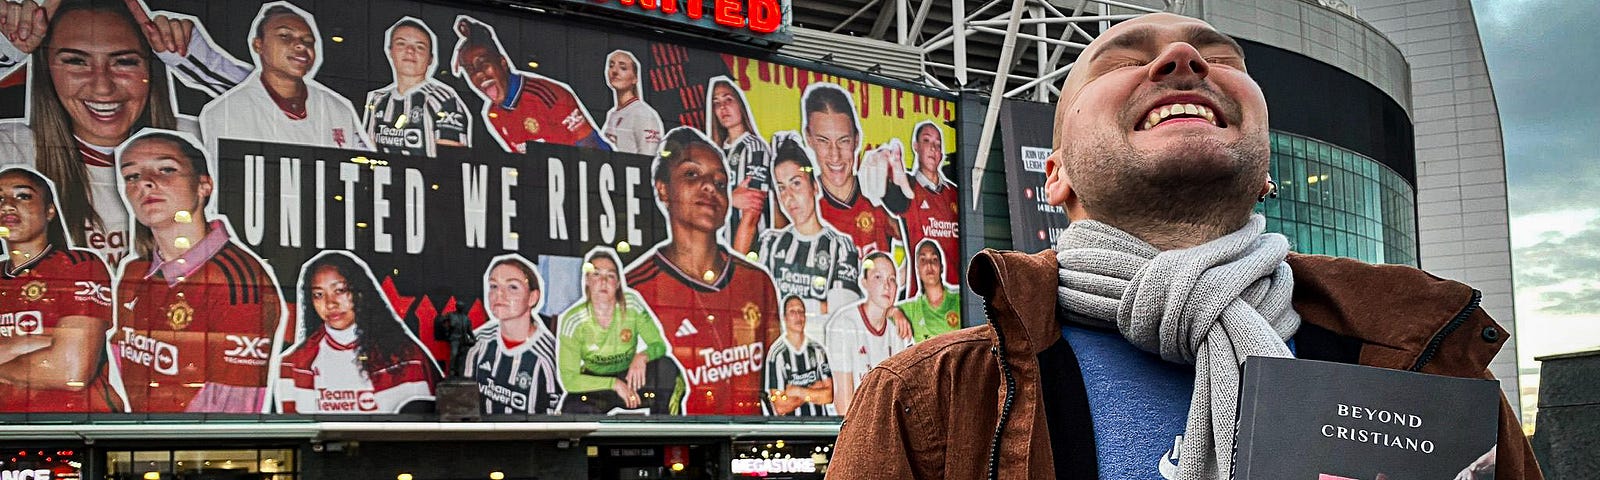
xmin=113 ymin=240 xmax=283 ymax=413
xmin=819 ymin=189 xmax=903 ymax=258
xmin=276 ymin=327 xmax=438 ymax=414
xmin=625 ymin=248 xmax=780 ymax=415
xmin=486 ymin=73 xmax=602 ymax=152
xmin=0 ymin=247 xmax=119 ymax=412
xmin=901 ymin=178 xmax=961 ymax=295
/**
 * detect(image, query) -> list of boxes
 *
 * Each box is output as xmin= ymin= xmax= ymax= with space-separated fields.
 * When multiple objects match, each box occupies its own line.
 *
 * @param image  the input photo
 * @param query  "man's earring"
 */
xmin=1259 ymin=179 xmax=1279 ymax=203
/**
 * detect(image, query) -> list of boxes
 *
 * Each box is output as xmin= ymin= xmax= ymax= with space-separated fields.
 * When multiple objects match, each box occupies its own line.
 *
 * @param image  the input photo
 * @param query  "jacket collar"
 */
xmin=967 ymin=249 xmax=1500 ymax=372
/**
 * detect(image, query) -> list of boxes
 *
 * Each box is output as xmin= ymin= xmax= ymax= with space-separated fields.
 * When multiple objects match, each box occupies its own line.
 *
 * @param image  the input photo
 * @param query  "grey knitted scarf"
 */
xmin=1054 ymin=214 xmax=1301 ymax=480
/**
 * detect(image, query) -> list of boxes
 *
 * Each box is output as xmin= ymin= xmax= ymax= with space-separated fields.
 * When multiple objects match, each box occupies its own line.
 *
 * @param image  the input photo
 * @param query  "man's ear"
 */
xmin=529 ymin=290 xmax=542 ymax=311
xmin=1258 ymin=174 xmax=1276 ymax=199
xmin=654 ymin=181 xmax=668 ymax=205
xmin=1043 ymin=150 xmax=1073 ymax=207
xmin=252 ymin=37 xmax=262 ymax=56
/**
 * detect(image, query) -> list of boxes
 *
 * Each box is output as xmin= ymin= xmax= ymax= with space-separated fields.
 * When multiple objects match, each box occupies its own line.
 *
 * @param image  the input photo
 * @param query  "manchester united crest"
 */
xmin=21 ymin=280 xmax=46 ymax=301
xmin=741 ymin=302 xmax=760 ymax=328
xmin=620 ymin=328 xmax=634 ymax=343
xmin=524 ymin=117 xmax=541 ymax=134
xmin=945 ymin=311 xmax=960 ymax=329
xmin=855 ymin=212 xmax=875 ymax=234
xmin=167 ymin=299 xmax=195 ymax=330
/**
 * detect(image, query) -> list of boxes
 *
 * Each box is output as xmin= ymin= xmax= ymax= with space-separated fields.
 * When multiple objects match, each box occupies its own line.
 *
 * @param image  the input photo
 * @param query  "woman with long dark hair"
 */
xmin=705 ymin=76 xmax=776 ymax=252
xmin=0 ymin=167 xmax=119 ymax=413
xmin=276 ymin=251 xmax=440 ymax=414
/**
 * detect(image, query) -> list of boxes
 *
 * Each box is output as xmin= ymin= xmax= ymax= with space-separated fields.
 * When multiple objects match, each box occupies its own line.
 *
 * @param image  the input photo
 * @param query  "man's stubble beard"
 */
xmin=1064 ymin=127 xmax=1270 ymax=246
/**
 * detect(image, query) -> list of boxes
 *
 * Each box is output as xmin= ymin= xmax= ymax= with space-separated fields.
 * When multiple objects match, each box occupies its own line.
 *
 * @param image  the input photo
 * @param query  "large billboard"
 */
xmin=0 ymin=0 xmax=957 ymax=418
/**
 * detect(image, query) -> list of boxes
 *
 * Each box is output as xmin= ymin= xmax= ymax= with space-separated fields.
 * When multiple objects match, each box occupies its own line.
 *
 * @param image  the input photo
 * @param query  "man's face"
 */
xmin=310 ymin=265 xmax=356 ymax=331
xmin=0 ymin=172 xmax=55 ymax=245
xmin=584 ymin=256 xmax=620 ymax=305
xmin=388 ymin=25 xmax=433 ymax=80
xmin=47 ymin=9 xmax=151 ymax=148
xmin=252 ymin=13 xmax=316 ymax=80
xmin=772 ymin=161 xmax=817 ymax=226
xmin=916 ymin=243 xmax=943 ymax=287
xmin=487 ymin=263 xmax=540 ymax=322
xmin=805 ymin=111 xmax=858 ymax=190
xmin=460 ymin=45 xmax=511 ymax=104
xmin=914 ymin=126 xmax=943 ymax=176
xmin=1046 ymin=13 xmax=1269 ymax=226
xmin=783 ymin=298 xmax=807 ymax=337
xmin=656 ymin=144 xmax=730 ymax=235
xmin=862 ymin=256 xmax=898 ymax=310
xmin=120 ymin=140 xmax=211 ymax=231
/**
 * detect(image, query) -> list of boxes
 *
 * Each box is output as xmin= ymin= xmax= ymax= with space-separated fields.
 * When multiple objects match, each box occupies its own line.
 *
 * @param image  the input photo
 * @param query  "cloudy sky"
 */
xmin=1471 ymin=0 xmax=1600 ymax=372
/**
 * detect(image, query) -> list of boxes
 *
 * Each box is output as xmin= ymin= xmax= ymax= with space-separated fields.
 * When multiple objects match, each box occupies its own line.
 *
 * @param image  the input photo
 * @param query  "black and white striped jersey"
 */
xmin=756 ymin=226 xmax=863 ymax=313
xmin=463 ymin=324 xmax=563 ymax=415
xmin=761 ymin=336 xmax=833 ymax=416
xmin=363 ymin=81 xmax=471 ymax=157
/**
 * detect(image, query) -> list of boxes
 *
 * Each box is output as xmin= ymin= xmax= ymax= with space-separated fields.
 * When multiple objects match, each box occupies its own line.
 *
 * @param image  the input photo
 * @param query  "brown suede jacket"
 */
xmin=828 ymin=249 xmax=1541 ymax=480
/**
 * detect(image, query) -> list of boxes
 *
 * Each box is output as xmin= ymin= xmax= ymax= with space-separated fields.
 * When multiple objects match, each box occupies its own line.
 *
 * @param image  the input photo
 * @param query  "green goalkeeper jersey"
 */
xmin=899 ymin=289 xmax=962 ymax=343
xmin=557 ymin=291 xmax=670 ymax=393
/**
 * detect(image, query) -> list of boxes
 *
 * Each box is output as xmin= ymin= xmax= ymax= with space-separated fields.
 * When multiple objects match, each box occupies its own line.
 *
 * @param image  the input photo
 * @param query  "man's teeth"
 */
xmin=1142 ymin=103 xmax=1218 ymax=130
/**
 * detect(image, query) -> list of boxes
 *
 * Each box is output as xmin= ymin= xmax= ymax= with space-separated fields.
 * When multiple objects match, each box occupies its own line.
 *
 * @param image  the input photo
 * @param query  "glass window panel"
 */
xmin=182 ymin=450 xmax=262 ymax=473
xmin=134 ymin=451 xmax=169 ymax=475
xmin=262 ymin=449 xmax=296 ymax=473
xmin=108 ymin=452 xmax=133 ymax=475
xmin=1293 ymin=160 xmax=1307 ymax=202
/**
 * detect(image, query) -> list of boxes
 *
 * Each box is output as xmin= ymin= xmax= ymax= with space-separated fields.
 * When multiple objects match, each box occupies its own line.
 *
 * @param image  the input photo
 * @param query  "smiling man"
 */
xmin=199 ymin=2 xmax=371 ymax=153
xmin=828 ymin=13 xmax=1540 ymax=480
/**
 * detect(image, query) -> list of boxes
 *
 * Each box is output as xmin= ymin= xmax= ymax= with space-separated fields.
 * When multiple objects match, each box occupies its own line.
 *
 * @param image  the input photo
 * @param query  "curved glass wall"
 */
xmin=1261 ymin=132 xmax=1418 ymax=266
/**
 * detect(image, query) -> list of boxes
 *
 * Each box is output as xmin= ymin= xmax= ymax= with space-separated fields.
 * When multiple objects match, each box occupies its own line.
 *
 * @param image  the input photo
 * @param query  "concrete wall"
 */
xmin=1341 ymin=0 xmax=1520 ymax=413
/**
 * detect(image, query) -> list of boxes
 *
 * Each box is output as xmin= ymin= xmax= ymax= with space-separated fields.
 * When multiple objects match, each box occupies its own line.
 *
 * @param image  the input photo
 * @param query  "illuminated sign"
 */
xmin=732 ymin=458 xmax=815 ymax=475
xmin=542 ymin=0 xmax=792 ymax=43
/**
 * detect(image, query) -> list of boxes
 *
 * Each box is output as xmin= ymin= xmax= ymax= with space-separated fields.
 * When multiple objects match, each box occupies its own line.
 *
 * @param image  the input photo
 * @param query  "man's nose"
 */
xmin=1147 ymin=42 xmax=1210 ymax=83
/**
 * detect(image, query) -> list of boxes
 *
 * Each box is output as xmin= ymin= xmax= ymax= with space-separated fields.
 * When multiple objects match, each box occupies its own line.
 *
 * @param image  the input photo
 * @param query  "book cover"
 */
xmin=1232 ymin=357 xmax=1500 ymax=480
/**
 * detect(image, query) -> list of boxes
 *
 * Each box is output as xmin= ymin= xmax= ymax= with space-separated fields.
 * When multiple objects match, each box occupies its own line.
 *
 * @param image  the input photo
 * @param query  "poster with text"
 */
xmin=0 ymin=0 xmax=958 ymax=418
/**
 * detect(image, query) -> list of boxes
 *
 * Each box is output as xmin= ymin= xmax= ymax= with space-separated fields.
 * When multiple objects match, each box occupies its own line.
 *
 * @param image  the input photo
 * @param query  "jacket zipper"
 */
xmin=1409 ymin=289 xmax=1482 ymax=372
xmin=985 ymin=296 xmax=1017 ymax=480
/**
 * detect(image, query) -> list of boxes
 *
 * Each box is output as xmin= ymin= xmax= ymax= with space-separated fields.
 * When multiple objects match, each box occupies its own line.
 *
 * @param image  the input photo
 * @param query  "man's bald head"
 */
xmin=1042 ymin=12 xmax=1272 ymax=248
xmin=1053 ymin=13 xmax=1245 ymax=149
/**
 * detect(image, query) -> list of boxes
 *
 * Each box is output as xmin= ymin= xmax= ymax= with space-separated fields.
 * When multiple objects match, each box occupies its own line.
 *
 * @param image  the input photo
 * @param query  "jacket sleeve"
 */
xmin=826 ymin=367 xmax=920 ymax=480
xmin=1486 ymin=370 xmax=1544 ymax=480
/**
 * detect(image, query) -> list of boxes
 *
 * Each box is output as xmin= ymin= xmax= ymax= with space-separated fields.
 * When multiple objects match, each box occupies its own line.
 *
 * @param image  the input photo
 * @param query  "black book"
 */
xmin=1231 ymin=357 xmax=1500 ymax=480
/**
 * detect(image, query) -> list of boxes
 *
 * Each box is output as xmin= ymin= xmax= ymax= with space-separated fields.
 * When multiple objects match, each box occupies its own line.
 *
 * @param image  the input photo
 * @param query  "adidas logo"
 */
xmin=479 ymin=361 xmax=493 ymax=371
xmin=920 ymin=200 xmax=930 ymax=210
xmin=675 ymin=319 xmax=699 ymax=337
